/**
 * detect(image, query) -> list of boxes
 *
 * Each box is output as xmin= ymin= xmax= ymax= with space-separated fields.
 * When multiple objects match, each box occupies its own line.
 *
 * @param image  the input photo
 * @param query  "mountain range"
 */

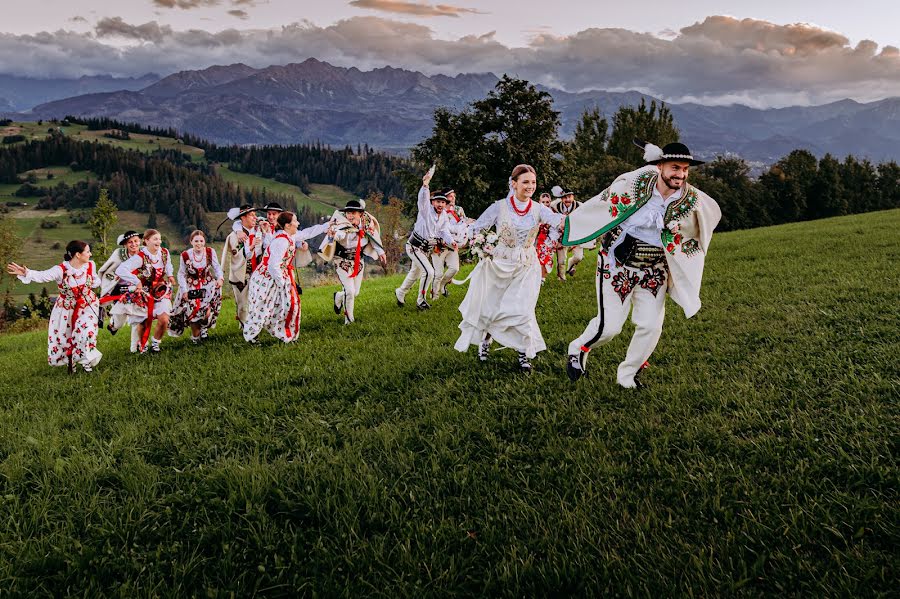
xmin=5 ymin=59 xmax=899 ymax=164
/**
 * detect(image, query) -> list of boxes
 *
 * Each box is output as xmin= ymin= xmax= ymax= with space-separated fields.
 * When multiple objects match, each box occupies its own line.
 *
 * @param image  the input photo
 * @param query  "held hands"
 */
xmin=215 ymin=278 xmax=223 ymax=289
xmin=300 ymin=241 xmax=309 ymax=251
xmin=6 ymin=263 xmax=26 ymax=277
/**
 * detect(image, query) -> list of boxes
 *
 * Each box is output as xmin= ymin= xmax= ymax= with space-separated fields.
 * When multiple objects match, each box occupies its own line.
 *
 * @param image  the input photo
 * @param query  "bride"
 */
xmin=454 ymin=164 xmax=562 ymax=372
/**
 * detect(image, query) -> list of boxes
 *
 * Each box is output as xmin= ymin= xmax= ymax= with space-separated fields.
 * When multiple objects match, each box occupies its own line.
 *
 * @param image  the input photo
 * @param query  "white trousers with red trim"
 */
xmin=431 ymin=248 xmax=460 ymax=297
xmin=567 ymin=253 xmax=667 ymax=387
xmin=397 ymin=243 xmax=434 ymax=305
xmin=335 ymin=264 xmax=364 ymax=323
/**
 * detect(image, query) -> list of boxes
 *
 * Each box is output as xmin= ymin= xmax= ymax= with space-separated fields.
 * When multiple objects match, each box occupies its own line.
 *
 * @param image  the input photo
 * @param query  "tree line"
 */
xmin=0 ymin=134 xmax=318 ymax=237
xmin=412 ymin=76 xmax=900 ymax=231
xmin=204 ymin=142 xmax=408 ymax=201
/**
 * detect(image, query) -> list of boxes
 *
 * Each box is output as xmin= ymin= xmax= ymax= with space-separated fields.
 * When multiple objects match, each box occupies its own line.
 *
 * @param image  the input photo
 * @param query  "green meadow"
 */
xmin=0 ymin=210 xmax=896 ymax=595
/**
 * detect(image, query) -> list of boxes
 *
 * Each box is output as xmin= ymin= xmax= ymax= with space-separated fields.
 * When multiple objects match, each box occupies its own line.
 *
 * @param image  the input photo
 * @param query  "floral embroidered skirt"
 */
xmin=168 ymin=283 xmax=222 ymax=337
xmin=46 ymin=302 xmax=102 ymax=368
xmin=242 ymin=271 xmax=301 ymax=342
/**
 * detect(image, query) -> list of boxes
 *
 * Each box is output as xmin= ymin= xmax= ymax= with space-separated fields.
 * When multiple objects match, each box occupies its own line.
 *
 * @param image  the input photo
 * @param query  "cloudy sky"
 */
xmin=2 ymin=0 xmax=898 ymax=107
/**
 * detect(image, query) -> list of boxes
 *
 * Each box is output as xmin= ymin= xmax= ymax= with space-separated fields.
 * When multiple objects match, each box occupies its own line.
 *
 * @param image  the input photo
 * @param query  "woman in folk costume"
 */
xmin=7 ymin=240 xmax=102 ymax=372
xmin=242 ymin=212 xmax=330 ymax=343
xmin=535 ymin=193 xmax=555 ymax=283
xmin=430 ymin=187 xmax=470 ymax=300
xmin=454 ymin=164 xmax=563 ymax=373
xmin=168 ymin=230 xmax=224 ymax=344
xmin=394 ymin=167 xmax=456 ymax=310
xmin=97 ymin=230 xmax=141 ymax=334
xmin=112 ymin=229 xmax=176 ymax=353
xmin=319 ymin=199 xmax=387 ymax=324
xmin=220 ymin=205 xmax=263 ymax=330
xmin=550 ymin=186 xmax=588 ymax=280
xmin=563 ymin=140 xmax=721 ymax=388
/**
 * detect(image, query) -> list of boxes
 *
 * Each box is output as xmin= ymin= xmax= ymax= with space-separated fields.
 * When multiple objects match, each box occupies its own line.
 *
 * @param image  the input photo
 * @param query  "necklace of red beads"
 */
xmin=510 ymin=195 xmax=532 ymax=216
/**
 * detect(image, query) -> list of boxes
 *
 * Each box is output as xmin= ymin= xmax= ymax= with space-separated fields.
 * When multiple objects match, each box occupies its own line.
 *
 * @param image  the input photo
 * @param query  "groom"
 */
xmin=561 ymin=140 xmax=721 ymax=389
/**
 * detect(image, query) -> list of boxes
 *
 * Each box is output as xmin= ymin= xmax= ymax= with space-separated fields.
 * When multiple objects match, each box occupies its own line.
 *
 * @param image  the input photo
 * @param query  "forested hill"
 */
xmin=0 ymin=118 xmax=412 ymax=236
xmin=205 ymin=143 xmax=407 ymax=201
xmin=0 ymin=133 xmax=319 ymax=235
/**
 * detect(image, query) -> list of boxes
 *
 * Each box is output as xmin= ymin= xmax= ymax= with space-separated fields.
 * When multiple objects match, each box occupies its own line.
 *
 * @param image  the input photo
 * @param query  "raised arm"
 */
xmin=17 ymin=264 xmax=63 ymax=285
xmin=295 ymin=222 xmax=330 ymax=244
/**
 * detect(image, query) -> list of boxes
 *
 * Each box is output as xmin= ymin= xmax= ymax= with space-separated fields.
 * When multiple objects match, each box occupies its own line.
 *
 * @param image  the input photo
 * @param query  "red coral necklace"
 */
xmin=510 ymin=195 xmax=532 ymax=216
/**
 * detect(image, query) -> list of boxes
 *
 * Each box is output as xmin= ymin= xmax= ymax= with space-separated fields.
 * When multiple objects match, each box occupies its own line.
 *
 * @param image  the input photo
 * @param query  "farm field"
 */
xmin=0 ymin=209 xmax=896 ymax=595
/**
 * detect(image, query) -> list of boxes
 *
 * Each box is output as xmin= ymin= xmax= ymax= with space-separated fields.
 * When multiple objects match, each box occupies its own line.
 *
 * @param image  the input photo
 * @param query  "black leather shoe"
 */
xmin=634 ymin=364 xmax=649 ymax=390
xmin=333 ymin=292 xmax=341 ymax=314
xmin=566 ymin=354 xmax=584 ymax=381
xmin=416 ymin=301 xmax=431 ymax=311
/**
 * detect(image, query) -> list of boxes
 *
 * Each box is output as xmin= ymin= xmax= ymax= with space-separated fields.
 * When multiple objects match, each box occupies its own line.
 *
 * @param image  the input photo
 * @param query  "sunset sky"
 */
xmin=2 ymin=0 xmax=897 ymax=107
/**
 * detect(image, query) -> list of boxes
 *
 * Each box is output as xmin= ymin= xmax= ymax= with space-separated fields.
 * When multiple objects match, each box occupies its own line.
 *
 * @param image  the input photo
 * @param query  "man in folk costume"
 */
xmin=563 ymin=140 xmax=721 ymax=389
xmin=319 ymin=199 xmax=387 ymax=324
xmin=550 ymin=186 xmax=588 ymax=280
xmin=220 ymin=205 xmax=263 ymax=330
xmin=97 ymin=230 xmax=142 ymax=336
xmin=430 ymin=187 xmax=470 ymax=300
xmin=231 ymin=201 xmax=280 ymax=250
xmin=394 ymin=168 xmax=456 ymax=310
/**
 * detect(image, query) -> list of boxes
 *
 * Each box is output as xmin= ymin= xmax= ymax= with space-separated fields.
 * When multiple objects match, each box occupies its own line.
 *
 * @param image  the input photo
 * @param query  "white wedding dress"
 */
xmin=455 ymin=194 xmax=561 ymax=358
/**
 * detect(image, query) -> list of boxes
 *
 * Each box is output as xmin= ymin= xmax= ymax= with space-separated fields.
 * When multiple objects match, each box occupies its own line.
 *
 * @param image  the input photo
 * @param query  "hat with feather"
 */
xmin=634 ymin=138 xmax=705 ymax=166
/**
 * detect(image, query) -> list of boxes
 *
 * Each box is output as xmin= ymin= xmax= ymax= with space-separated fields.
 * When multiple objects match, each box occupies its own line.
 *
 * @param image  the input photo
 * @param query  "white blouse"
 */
xmin=18 ymin=261 xmax=100 ymax=288
xmin=471 ymin=195 xmax=563 ymax=247
xmin=115 ymin=248 xmax=174 ymax=286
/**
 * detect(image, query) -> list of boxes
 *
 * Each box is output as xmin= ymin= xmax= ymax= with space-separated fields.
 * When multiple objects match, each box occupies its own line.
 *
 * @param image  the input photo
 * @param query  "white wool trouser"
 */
xmin=335 ymin=264 xmax=364 ymax=322
xmin=398 ymin=243 xmax=434 ymax=304
xmin=568 ymin=253 xmax=667 ymax=386
xmin=231 ymin=281 xmax=250 ymax=324
xmin=556 ymin=246 xmax=584 ymax=278
xmin=431 ymin=248 xmax=460 ymax=296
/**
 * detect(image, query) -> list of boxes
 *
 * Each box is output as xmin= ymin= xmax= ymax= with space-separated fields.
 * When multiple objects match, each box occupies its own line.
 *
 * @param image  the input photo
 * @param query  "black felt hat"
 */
xmin=262 ymin=202 xmax=284 ymax=212
xmin=339 ymin=199 xmax=366 ymax=212
xmin=635 ymin=138 xmax=705 ymax=166
xmin=117 ymin=230 xmax=140 ymax=246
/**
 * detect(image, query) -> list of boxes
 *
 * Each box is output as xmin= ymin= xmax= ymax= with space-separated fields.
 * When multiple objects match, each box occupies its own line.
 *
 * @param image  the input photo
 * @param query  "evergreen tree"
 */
xmin=87 ymin=187 xmax=118 ymax=263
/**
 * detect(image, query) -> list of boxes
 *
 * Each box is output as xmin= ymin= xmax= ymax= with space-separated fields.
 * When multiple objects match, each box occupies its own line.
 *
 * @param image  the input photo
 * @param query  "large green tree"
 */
xmin=606 ymin=99 xmax=679 ymax=167
xmin=559 ymin=107 xmax=623 ymax=198
xmin=412 ymin=76 xmax=562 ymax=215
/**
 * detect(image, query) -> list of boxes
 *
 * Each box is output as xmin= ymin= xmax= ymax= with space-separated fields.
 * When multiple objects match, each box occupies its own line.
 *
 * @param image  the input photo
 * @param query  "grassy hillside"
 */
xmin=4 ymin=206 xmax=183 ymax=300
xmin=0 ymin=210 xmax=896 ymax=595
xmin=215 ymin=166 xmax=339 ymax=216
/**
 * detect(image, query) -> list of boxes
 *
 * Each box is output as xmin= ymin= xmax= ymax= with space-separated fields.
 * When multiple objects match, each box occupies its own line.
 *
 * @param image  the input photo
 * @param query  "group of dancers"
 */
xmin=8 ymin=139 xmax=721 ymax=389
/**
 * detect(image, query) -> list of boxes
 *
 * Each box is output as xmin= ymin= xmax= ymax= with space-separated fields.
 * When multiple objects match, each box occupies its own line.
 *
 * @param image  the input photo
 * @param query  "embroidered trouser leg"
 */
xmin=232 ymin=282 xmax=250 ymax=324
xmin=616 ymin=281 xmax=666 ymax=386
xmin=336 ymin=264 xmax=364 ymax=322
xmin=567 ymin=253 xmax=667 ymax=383
xmin=398 ymin=243 xmax=434 ymax=303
